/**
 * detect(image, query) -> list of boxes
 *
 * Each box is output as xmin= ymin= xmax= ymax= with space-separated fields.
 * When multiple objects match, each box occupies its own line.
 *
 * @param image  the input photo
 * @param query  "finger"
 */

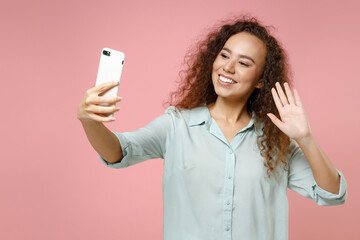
xmin=284 ymin=82 xmax=295 ymax=105
xmin=86 ymin=104 xmax=120 ymax=114
xmin=267 ymin=113 xmax=285 ymax=132
xmin=88 ymin=112 xmax=116 ymax=122
xmin=271 ymin=87 xmax=284 ymax=113
xmin=275 ymin=82 xmax=289 ymax=106
xmin=87 ymin=95 xmax=122 ymax=105
xmin=90 ymin=81 xmax=119 ymax=94
xmin=294 ymin=89 xmax=303 ymax=107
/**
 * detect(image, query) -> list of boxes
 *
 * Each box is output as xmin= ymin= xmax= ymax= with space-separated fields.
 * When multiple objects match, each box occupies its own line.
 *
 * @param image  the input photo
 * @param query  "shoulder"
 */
xmin=164 ymin=106 xmax=191 ymax=122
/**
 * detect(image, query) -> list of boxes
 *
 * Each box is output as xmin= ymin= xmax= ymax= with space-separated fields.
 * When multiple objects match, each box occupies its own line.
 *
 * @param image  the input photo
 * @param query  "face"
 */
xmin=212 ymin=31 xmax=267 ymax=102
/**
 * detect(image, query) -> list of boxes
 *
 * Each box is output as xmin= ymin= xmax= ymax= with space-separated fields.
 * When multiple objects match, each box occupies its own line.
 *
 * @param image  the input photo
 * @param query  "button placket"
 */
xmin=223 ymin=148 xmax=235 ymax=239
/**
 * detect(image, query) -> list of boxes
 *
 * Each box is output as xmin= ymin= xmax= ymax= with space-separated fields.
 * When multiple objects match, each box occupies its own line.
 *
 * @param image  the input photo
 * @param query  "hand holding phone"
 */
xmin=77 ymin=81 xmax=122 ymax=122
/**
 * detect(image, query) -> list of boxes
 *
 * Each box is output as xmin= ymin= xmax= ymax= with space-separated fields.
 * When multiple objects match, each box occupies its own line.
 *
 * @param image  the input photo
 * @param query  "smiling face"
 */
xmin=211 ymin=31 xmax=267 ymax=102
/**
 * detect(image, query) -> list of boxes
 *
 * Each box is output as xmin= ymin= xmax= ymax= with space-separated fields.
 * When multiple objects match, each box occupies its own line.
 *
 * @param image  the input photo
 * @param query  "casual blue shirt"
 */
xmin=99 ymin=105 xmax=347 ymax=240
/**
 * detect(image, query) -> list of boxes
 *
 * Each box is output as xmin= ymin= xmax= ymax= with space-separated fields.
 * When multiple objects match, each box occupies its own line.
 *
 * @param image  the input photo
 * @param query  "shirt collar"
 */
xmin=188 ymin=105 xmax=210 ymax=127
xmin=188 ymin=104 xmax=256 ymax=132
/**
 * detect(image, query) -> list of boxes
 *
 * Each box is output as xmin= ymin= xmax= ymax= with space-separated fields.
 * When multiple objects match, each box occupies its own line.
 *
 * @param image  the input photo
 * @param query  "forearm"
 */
xmin=296 ymin=135 xmax=340 ymax=194
xmin=80 ymin=120 xmax=123 ymax=163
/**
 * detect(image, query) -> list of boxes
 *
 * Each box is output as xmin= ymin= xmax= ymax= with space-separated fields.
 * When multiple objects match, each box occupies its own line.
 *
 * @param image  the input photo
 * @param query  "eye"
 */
xmin=239 ymin=62 xmax=250 ymax=67
xmin=220 ymin=53 xmax=229 ymax=59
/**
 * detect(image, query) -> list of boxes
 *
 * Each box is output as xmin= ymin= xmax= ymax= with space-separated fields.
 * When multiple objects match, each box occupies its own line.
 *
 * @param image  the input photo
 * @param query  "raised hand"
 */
xmin=77 ymin=81 xmax=122 ymax=122
xmin=267 ymin=82 xmax=312 ymax=142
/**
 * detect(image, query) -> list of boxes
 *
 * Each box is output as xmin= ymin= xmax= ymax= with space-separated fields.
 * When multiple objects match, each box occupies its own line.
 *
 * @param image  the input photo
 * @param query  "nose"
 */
xmin=223 ymin=59 xmax=235 ymax=74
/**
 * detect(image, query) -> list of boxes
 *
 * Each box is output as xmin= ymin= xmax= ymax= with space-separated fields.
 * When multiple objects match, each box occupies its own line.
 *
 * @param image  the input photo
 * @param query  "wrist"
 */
xmin=295 ymin=133 xmax=315 ymax=148
xmin=78 ymin=117 xmax=101 ymax=126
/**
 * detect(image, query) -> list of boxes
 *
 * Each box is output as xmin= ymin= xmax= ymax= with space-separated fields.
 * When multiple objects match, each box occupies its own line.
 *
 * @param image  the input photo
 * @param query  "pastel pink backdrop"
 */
xmin=1 ymin=0 xmax=359 ymax=239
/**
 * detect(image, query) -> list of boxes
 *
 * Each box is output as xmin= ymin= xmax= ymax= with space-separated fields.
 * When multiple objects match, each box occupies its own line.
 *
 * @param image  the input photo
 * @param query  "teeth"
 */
xmin=219 ymin=75 xmax=236 ymax=84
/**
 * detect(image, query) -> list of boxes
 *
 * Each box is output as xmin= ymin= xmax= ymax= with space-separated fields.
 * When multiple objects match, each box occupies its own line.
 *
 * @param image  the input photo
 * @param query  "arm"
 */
xmin=80 ymin=120 xmax=123 ymax=164
xmin=267 ymin=82 xmax=343 ymax=195
xmin=296 ymin=135 xmax=340 ymax=194
xmin=287 ymin=138 xmax=347 ymax=206
xmin=98 ymin=107 xmax=175 ymax=169
xmin=77 ymin=81 xmax=123 ymax=163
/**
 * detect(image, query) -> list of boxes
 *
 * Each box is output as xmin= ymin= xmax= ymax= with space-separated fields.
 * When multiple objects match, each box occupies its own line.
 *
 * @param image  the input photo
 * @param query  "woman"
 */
xmin=77 ymin=16 xmax=347 ymax=240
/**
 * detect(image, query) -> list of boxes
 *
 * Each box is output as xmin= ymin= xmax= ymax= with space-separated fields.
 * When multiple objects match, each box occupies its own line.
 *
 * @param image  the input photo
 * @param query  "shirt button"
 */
xmin=227 ymin=201 xmax=230 ymax=205
xmin=228 ymin=175 xmax=232 ymax=179
xmin=229 ymin=151 xmax=233 ymax=155
xmin=226 ymin=226 xmax=230 ymax=231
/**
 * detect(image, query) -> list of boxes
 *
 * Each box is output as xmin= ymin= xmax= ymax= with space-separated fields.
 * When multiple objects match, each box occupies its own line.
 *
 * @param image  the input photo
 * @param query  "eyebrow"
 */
xmin=222 ymin=47 xmax=256 ymax=64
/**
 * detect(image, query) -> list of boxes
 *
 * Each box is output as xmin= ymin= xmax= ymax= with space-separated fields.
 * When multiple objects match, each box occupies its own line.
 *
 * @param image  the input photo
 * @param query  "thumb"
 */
xmin=267 ymin=113 xmax=284 ymax=130
xmin=95 ymin=81 xmax=119 ymax=94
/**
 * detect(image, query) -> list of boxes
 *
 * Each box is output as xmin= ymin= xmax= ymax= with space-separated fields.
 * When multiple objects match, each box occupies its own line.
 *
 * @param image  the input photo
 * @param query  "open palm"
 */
xmin=267 ymin=82 xmax=312 ymax=142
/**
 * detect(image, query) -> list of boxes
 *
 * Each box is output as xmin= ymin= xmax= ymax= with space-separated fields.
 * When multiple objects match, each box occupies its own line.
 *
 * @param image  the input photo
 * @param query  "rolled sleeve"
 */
xmin=99 ymin=132 xmax=132 ymax=169
xmin=311 ymin=169 xmax=347 ymax=205
xmin=287 ymin=140 xmax=348 ymax=206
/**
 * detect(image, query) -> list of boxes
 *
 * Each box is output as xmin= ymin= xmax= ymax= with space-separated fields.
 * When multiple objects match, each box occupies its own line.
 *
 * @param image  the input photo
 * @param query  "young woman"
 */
xmin=77 ymin=16 xmax=347 ymax=240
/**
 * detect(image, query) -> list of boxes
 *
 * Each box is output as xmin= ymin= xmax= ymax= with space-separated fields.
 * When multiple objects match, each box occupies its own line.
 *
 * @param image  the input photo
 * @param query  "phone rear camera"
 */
xmin=103 ymin=50 xmax=111 ymax=56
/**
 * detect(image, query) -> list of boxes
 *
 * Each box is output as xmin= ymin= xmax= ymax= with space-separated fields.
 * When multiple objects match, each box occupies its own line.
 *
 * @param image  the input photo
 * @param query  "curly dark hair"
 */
xmin=166 ymin=15 xmax=293 ymax=178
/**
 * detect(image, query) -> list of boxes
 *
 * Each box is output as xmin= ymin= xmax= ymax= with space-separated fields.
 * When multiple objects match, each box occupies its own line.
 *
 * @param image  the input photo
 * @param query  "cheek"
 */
xmin=238 ymin=69 xmax=259 ymax=81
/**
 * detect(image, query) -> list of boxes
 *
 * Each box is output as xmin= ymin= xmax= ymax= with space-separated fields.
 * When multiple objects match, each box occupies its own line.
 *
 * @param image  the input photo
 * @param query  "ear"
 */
xmin=255 ymin=79 xmax=263 ymax=89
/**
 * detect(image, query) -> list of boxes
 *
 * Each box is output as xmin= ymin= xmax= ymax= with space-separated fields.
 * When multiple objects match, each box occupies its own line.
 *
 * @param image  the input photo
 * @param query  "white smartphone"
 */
xmin=95 ymin=47 xmax=125 ymax=117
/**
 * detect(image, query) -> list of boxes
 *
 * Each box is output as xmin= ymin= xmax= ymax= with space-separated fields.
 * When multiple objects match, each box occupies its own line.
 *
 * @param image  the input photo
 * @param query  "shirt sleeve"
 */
xmin=287 ymin=140 xmax=347 ymax=206
xmin=99 ymin=106 xmax=176 ymax=169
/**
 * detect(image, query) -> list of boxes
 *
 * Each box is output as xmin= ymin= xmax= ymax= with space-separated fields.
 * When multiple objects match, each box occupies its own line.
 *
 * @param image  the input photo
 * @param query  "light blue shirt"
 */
xmin=100 ymin=105 xmax=347 ymax=240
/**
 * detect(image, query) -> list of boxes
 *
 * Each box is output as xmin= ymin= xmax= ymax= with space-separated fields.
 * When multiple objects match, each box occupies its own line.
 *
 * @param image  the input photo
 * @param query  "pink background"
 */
xmin=1 ymin=0 xmax=359 ymax=239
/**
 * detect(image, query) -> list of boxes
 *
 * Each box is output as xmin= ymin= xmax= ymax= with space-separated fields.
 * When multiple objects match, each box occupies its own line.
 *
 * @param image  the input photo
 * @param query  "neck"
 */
xmin=208 ymin=96 xmax=251 ymax=125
